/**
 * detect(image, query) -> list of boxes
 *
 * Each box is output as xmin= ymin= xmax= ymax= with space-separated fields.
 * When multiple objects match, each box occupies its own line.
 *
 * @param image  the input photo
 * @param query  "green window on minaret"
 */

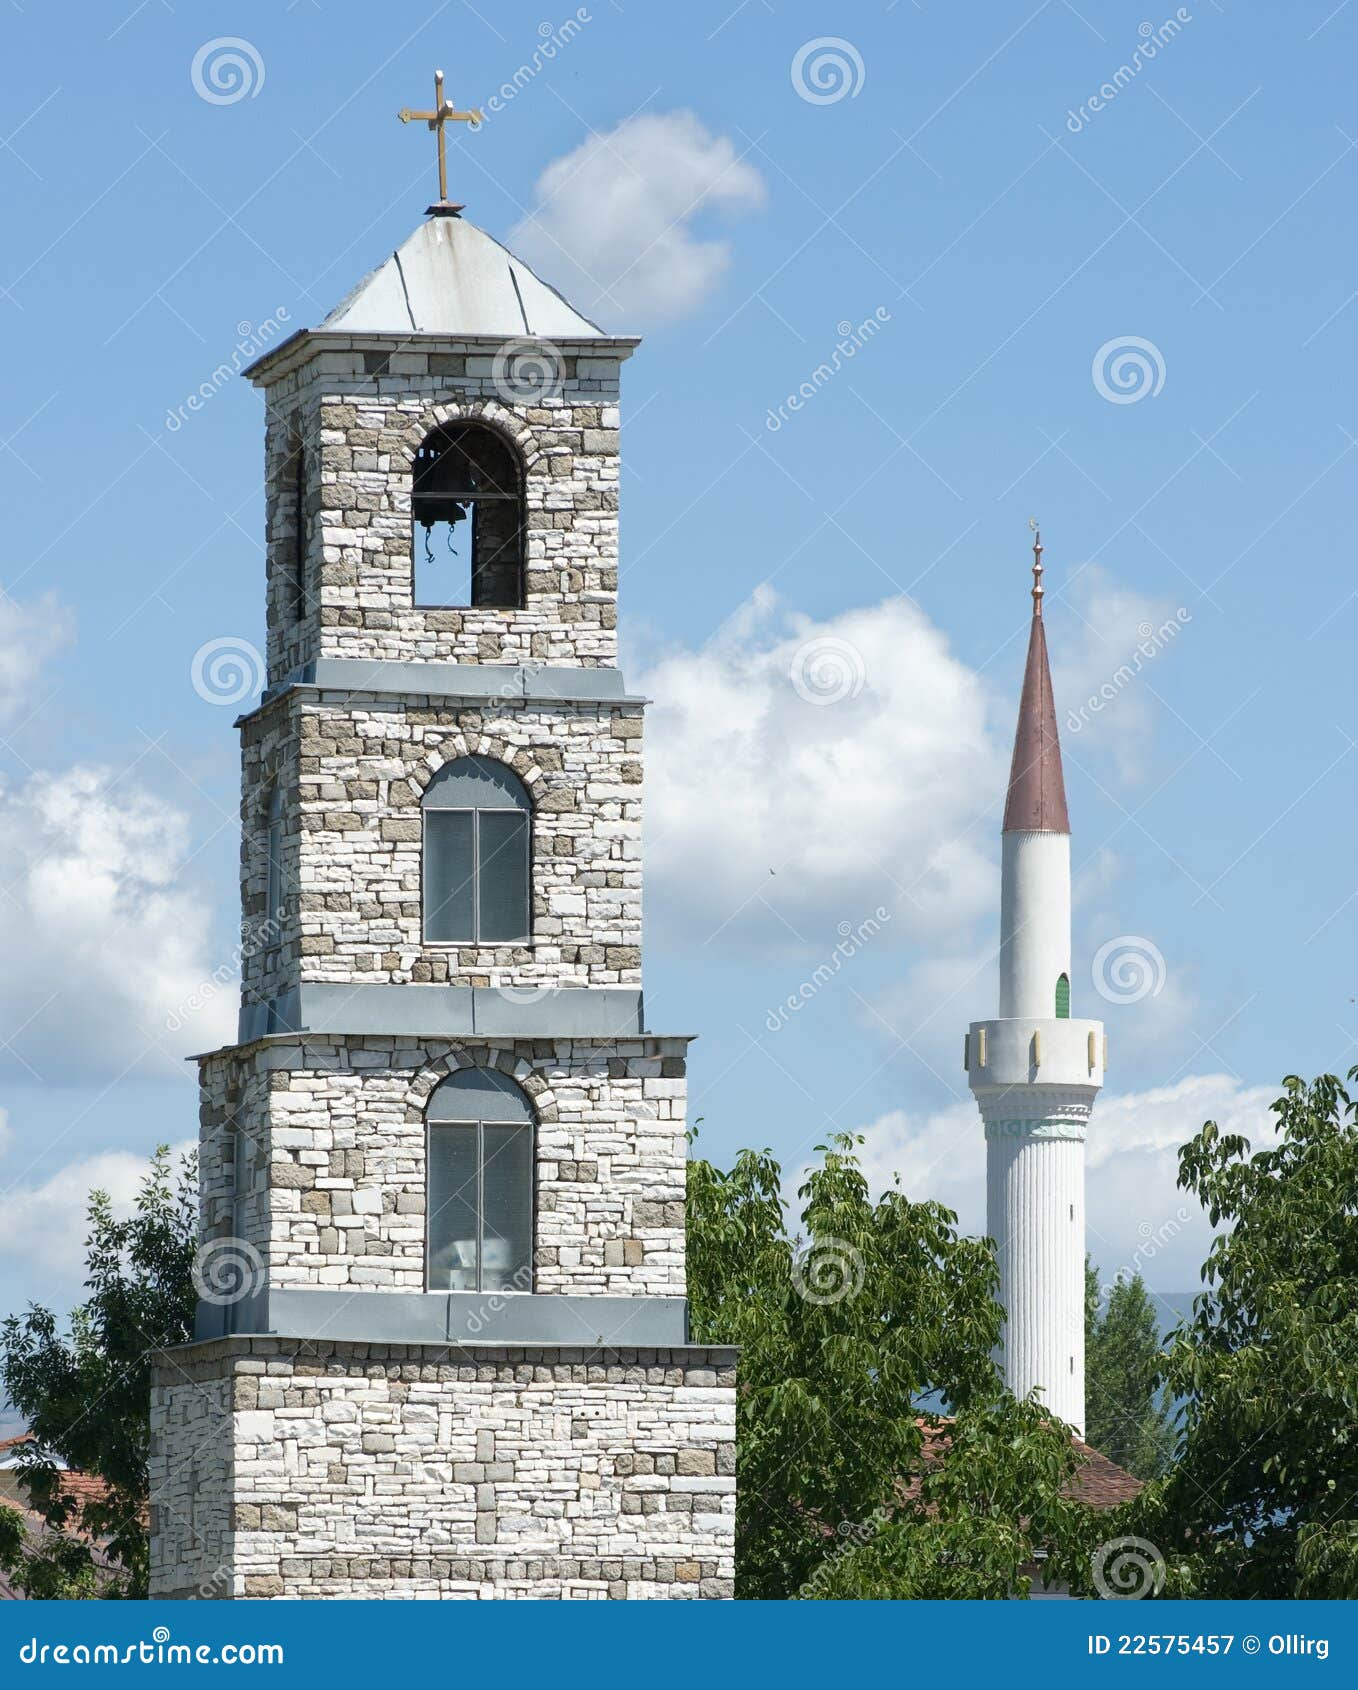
xmin=1055 ymin=973 xmax=1070 ymax=1018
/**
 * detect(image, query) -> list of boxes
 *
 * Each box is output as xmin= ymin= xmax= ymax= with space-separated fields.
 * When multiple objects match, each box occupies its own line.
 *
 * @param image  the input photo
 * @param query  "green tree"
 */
xmin=0 ymin=1147 xmax=197 ymax=1599
xmin=687 ymin=1132 xmax=1092 ymax=1598
xmin=1101 ymin=1072 xmax=1358 ymax=1598
xmin=1084 ymin=1261 xmax=1177 ymax=1479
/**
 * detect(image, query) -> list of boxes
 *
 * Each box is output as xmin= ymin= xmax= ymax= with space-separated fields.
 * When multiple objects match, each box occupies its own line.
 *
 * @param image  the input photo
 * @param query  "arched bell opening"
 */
xmin=411 ymin=422 xmax=524 ymax=609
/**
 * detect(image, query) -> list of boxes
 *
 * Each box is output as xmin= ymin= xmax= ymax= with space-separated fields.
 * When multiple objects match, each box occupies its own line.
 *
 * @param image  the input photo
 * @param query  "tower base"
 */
xmin=149 ymin=1335 xmax=736 ymax=1600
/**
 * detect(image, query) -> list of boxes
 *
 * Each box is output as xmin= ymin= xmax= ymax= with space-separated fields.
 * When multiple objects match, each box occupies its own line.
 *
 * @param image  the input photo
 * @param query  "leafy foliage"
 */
xmin=1113 ymin=1072 xmax=1358 ymax=1598
xmin=687 ymin=1132 xmax=1092 ymax=1597
xmin=0 ymin=1147 xmax=197 ymax=1599
xmin=0 ymin=1504 xmax=109 ymax=1600
xmin=1084 ymin=1261 xmax=1177 ymax=1480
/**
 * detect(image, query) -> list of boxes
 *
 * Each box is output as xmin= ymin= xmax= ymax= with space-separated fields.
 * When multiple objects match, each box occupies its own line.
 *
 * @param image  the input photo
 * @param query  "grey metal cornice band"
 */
xmin=195 ymin=1287 xmax=690 ymax=1348
xmin=237 ymin=982 xmax=646 ymax=1044
xmin=240 ymin=659 xmax=645 ymax=721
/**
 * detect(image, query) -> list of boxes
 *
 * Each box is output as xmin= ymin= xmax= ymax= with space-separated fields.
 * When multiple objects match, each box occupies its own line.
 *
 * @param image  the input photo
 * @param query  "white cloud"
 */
xmin=639 ymin=571 xmax=1212 ymax=1107
xmin=804 ymin=1073 xmax=1279 ymax=1293
xmin=1086 ymin=1074 xmax=1279 ymax=1288
xmin=0 ymin=592 xmax=235 ymax=1081
xmin=1053 ymin=562 xmax=1190 ymax=783
xmin=639 ymin=586 xmax=1003 ymax=948
xmin=0 ymin=765 xmax=234 ymax=1078
xmin=0 ymin=1141 xmax=196 ymax=1279
xmin=868 ymin=948 xmax=998 ymax=1074
xmin=639 ymin=574 xmax=1197 ymax=952
xmin=1088 ymin=1072 xmax=1279 ymax=1169
xmin=0 ymin=589 xmax=74 ymax=723
xmin=510 ymin=109 xmax=766 ymax=327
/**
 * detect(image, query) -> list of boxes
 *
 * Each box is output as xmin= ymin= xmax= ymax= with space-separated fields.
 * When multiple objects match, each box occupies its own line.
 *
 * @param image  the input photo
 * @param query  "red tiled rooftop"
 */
xmin=914 ymin=1418 xmax=1141 ymax=1511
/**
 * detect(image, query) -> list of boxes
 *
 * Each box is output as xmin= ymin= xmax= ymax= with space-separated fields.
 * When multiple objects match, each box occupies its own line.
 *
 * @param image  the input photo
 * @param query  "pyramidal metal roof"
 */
xmin=319 ymin=214 xmax=608 ymax=340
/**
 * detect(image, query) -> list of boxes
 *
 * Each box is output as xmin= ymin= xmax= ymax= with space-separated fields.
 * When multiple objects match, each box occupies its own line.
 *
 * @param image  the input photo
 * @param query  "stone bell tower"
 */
xmin=965 ymin=530 xmax=1104 ymax=1436
xmin=147 ymin=136 xmax=735 ymax=1598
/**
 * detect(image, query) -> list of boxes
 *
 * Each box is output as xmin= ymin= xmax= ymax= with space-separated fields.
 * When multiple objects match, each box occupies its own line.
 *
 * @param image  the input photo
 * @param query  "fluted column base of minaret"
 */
xmin=984 ymin=1112 xmax=1088 ymax=1434
xmin=967 ymin=1018 xmax=1103 ymax=1437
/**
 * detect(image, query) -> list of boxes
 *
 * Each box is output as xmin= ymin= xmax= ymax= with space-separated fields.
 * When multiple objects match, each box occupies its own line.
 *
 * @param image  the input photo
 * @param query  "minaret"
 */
xmin=966 ymin=529 xmax=1104 ymax=1435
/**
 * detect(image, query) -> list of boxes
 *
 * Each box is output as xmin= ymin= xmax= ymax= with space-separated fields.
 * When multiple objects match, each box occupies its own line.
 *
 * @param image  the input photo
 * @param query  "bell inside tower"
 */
xmin=411 ymin=422 xmax=524 ymax=609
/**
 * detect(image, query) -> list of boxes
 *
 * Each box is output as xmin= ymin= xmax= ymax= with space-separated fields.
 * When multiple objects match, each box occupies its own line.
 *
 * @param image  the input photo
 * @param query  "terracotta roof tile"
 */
xmin=912 ymin=1417 xmax=1141 ymax=1511
xmin=1066 ymin=1437 xmax=1144 ymax=1508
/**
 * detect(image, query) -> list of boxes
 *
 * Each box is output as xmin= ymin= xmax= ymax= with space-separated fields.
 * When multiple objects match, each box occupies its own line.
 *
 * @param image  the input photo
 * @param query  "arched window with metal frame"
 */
xmin=427 ymin=1067 xmax=534 ymax=1294
xmin=422 ymin=756 xmax=531 ymax=944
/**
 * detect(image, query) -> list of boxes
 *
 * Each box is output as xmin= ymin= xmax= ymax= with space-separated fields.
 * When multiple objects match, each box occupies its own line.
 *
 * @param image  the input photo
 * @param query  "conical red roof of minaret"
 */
xmin=1002 ymin=528 xmax=1070 ymax=834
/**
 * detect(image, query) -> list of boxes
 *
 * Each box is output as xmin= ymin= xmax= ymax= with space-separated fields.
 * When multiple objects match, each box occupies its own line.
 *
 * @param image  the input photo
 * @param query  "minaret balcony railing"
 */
xmin=965 ymin=1016 xmax=1105 ymax=1093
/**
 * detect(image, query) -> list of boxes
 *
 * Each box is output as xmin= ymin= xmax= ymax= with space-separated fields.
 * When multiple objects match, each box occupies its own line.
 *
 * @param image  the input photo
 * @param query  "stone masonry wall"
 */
xmin=239 ymin=689 xmax=642 ymax=1007
xmin=263 ymin=397 xmax=321 ymax=685
xmin=150 ymin=1338 xmax=736 ymax=1600
xmin=261 ymin=343 xmax=622 ymax=685
xmin=147 ymin=1363 xmax=235 ymax=1600
xmin=199 ymin=1036 xmax=688 ymax=1298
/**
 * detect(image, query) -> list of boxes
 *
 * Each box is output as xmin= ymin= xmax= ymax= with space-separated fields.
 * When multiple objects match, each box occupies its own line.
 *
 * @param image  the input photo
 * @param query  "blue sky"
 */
xmin=1 ymin=0 xmax=1354 ymax=1331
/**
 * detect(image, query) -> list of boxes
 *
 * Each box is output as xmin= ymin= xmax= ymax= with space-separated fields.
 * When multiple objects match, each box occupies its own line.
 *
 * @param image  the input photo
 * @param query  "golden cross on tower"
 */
xmin=398 ymin=69 xmax=482 ymax=215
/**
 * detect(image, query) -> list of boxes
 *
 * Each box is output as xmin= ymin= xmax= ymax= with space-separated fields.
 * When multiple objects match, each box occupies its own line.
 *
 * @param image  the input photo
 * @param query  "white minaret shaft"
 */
xmin=967 ymin=530 xmax=1103 ymax=1436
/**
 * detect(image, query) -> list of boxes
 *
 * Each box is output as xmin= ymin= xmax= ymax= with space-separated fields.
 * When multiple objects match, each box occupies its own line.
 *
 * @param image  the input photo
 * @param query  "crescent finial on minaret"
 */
xmin=1029 ymin=516 xmax=1044 ymax=616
